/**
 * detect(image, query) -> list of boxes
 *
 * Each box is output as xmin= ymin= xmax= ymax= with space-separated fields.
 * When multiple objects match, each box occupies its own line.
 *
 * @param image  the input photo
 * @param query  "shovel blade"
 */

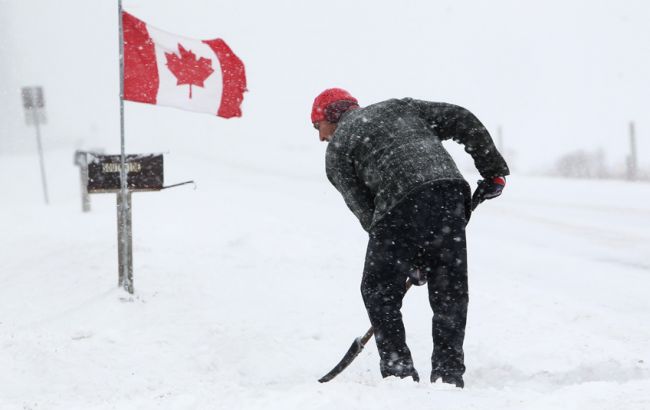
xmin=318 ymin=337 xmax=366 ymax=383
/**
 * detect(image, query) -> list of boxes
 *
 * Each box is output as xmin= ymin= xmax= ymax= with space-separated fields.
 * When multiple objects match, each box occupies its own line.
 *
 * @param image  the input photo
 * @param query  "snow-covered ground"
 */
xmin=1 ymin=141 xmax=649 ymax=410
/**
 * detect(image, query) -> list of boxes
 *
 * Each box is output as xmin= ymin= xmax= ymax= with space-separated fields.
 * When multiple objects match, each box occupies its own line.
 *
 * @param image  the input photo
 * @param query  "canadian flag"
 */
xmin=122 ymin=11 xmax=247 ymax=118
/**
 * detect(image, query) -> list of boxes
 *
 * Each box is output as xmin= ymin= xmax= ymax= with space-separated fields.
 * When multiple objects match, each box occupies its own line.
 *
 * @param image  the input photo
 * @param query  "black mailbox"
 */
xmin=87 ymin=153 xmax=164 ymax=193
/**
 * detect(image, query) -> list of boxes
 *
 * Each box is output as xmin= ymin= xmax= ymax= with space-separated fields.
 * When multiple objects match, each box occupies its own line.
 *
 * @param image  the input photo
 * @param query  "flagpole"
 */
xmin=118 ymin=0 xmax=133 ymax=293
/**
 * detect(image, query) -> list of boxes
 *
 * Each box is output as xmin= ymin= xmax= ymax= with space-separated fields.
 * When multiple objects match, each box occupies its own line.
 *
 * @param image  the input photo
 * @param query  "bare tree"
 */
xmin=554 ymin=149 xmax=609 ymax=179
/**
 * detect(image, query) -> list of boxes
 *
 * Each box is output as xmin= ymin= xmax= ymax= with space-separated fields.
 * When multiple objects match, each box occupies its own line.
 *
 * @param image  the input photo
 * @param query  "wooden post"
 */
xmin=80 ymin=168 xmax=91 ymax=212
xmin=74 ymin=151 xmax=91 ymax=212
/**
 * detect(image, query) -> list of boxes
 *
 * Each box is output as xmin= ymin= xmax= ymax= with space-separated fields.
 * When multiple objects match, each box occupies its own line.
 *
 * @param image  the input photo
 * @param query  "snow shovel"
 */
xmin=318 ymin=279 xmax=414 ymax=383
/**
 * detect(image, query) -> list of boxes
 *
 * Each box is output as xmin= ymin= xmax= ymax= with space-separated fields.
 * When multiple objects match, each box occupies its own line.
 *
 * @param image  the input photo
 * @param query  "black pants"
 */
xmin=361 ymin=181 xmax=471 ymax=379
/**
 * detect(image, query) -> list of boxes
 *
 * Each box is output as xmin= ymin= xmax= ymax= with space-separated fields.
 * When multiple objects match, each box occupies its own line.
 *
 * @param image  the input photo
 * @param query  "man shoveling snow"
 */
xmin=312 ymin=88 xmax=509 ymax=388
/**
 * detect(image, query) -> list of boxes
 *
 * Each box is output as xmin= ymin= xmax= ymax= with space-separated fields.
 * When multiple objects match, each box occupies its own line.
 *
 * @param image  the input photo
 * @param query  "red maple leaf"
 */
xmin=165 ymin=44 xmax=214 ymax=99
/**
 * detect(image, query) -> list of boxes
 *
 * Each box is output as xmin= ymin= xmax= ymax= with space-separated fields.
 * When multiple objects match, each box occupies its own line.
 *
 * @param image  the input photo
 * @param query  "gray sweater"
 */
xmin=325 ymin=98 xmax=510 ymax=231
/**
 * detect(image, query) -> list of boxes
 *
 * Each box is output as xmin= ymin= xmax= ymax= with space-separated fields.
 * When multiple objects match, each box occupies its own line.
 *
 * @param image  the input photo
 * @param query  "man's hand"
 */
xmin=471 ymin=176 xmax=506 ymax=210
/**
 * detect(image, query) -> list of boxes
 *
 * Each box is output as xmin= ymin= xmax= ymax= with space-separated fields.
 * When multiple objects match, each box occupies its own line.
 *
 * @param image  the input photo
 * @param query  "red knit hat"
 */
xmin=311 ymin=88 xmax=358 ymax=123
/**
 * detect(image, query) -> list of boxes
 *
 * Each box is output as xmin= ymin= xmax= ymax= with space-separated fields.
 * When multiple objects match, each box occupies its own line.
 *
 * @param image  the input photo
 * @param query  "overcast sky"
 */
xmin=1 ymin=0 xmax=649 ymax=173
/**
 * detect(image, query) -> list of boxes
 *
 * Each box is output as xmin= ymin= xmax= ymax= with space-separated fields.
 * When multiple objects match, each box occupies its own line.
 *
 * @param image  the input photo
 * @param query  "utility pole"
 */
xmin=627 ymin=121 xmax=638 ymax=181
xmin=497 ymin=125 xmax=504 ymax=154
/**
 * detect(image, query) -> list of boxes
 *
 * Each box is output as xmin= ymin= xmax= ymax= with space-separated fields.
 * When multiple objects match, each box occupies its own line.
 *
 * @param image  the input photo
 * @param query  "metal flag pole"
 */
xmin=117 ymin=0 xmax=133 ymax=293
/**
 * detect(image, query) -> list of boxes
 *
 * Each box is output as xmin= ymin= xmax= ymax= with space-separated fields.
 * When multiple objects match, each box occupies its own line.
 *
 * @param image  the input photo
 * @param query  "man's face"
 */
xmin=314 ymin=120 xmax=337 ymax=142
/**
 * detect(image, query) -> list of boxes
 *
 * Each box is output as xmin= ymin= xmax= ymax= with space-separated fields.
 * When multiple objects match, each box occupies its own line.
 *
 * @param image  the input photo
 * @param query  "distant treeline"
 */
xmin=551 ymin=149 xmax=649 ymax=181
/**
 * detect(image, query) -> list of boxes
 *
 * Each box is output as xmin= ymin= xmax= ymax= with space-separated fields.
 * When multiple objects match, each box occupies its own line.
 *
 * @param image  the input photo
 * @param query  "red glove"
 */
xmin=471 ymin=176 xmax=506 ymax=210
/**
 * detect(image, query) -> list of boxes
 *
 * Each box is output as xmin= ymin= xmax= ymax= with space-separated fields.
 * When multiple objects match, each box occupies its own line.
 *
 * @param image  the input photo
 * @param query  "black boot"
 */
xmin=430 ymin=371 xmax=464 ymax=388
xmin=381 ymin=359 xmax=420 ymax=382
